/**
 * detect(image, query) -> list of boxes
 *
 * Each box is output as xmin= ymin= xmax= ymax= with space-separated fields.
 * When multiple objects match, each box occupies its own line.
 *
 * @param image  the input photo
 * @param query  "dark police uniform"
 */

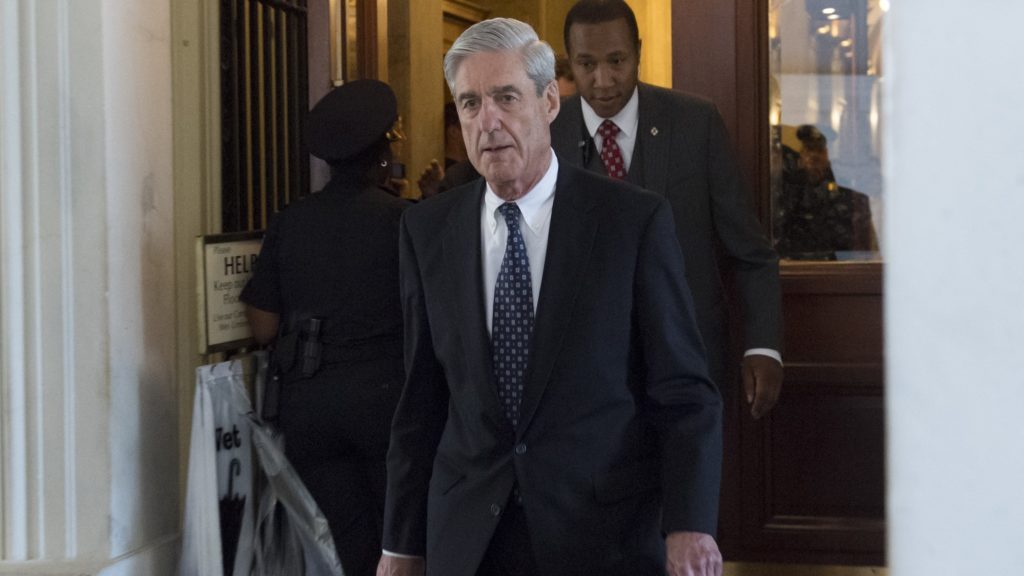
xmin=240 ymin=79 xmax=409 ymax=576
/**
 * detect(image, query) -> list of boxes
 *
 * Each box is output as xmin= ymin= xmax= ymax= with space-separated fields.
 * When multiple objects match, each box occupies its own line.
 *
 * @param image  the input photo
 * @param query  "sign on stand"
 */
xmin=196 ymin=232 xmax=264 ymax=354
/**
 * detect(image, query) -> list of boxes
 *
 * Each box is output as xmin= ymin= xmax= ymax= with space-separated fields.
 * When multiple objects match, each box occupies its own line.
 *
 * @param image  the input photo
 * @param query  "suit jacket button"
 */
xmin=515 ymin=443 xmax=527 ymax=455
xmin=489 ymin=503 xmax=501 ymax=516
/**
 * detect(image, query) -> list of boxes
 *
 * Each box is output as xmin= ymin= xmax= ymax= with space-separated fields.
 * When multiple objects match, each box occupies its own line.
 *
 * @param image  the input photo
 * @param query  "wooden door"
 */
xmin=674 ymin=0 xmax=886 ymax=565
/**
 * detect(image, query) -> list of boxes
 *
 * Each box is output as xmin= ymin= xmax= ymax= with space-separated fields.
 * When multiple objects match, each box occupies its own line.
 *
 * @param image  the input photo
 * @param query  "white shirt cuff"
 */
xmin=382 ymin=549 xmax=423 ymax=559
xmin=744 ymin=348 xmax=782 ymax=365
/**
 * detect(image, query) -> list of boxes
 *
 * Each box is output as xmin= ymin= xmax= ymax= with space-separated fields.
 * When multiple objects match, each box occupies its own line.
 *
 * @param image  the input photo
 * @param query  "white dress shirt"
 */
xmin=482 ymin=152 xmax=558 ymax=333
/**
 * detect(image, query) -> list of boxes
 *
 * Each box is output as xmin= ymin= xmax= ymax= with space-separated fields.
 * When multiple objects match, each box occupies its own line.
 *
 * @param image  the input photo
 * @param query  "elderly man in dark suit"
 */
xmin=377 ymin=16 xmax=723 ymax=576
xmin=551 ymin=0 xmax=783 ymax=419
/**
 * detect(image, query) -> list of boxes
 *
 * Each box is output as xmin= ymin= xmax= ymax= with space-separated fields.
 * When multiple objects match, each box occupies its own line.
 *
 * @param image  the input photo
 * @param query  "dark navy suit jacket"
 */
xmin=382 ymin=162 xmax=722 ymax=576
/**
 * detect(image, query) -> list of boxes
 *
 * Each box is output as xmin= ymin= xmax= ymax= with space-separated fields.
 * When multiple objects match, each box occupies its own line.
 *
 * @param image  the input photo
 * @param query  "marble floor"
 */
xmin=724 ymin=563 xmax=888 ymax=576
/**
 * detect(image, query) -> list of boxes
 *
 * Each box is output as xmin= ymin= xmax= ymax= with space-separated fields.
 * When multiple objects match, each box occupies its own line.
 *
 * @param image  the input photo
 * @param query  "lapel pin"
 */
xmin=650 ymin=127 xmax=659 ymax=136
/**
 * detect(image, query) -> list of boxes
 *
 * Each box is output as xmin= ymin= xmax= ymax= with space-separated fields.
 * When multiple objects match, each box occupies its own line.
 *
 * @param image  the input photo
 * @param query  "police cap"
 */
xmin=306 ymin=79 xmax=398 ymax=163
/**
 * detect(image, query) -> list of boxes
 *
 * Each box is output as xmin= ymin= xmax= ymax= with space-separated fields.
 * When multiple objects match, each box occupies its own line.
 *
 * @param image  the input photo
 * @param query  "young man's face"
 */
xmin=567 ymin=17 xmax=640 ymax=118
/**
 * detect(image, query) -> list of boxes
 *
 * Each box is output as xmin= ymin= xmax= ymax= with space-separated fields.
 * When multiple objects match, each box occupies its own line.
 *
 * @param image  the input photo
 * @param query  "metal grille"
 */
xmin=220 ymin=0 xmax=310 ymax=233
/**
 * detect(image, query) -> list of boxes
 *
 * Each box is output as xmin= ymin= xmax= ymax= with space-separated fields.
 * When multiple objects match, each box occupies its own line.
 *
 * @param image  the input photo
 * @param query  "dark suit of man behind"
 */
xmin=551 ymin=0 xmax=783 ymax=419
xmin=378 ymin=17 xmax=723 ymax=576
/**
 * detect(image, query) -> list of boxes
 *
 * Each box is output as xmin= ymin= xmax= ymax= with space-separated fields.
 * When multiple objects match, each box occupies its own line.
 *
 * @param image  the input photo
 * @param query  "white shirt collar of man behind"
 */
xmin=581 ymin=87 xmax=639 ymax=173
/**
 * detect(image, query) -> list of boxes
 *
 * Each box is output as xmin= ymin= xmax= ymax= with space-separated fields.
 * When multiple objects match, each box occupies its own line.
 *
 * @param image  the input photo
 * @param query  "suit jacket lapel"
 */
xmin=636 ymin=83 xmax=671 ymax=195
xmin=441 ymin=183 xmax=508 ymax=424
xmin=517 ymin=166 xmax=598 ymax=435
xmin=554 ymin=96 xmax=605 ymax=175
xmin=553 ymin=96 xmax=585 ymax=167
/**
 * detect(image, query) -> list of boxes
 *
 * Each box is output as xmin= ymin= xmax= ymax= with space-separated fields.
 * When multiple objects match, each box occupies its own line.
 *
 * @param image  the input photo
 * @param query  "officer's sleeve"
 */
xmin=239 ymin=216 xmax=283 ymax=313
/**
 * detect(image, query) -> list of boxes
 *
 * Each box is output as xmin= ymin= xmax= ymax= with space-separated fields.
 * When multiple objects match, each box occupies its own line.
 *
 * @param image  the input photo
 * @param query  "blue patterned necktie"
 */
xmin=492 ymin=202 xmax=534 ymax=428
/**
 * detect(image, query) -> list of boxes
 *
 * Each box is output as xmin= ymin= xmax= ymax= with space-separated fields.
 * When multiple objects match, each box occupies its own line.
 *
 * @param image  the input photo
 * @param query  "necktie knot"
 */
xmin=598 ymin=119 xmax=620 ymax=139
xmin=498 ymin=202 xmax=521 ymax=230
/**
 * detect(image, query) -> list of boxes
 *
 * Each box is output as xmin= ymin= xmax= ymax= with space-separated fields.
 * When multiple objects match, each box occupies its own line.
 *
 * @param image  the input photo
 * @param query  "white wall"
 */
xmin=0 ymin=0 xmax=178 ymax=573
xmin=885 ymin=1 xmax=1024 ymax=574
xmin=102 ymin=0 xmax=178 ymax=565
xmin=2 ymin=0 xmax=113 ymax=565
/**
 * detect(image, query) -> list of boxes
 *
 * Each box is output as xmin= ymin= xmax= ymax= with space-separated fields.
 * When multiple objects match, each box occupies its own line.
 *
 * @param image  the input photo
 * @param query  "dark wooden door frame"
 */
xmin=672 ymin=0 xmax=768 ymax=221
xmin=673 ymin=0 xmax=885 ymax=566
xmin=353 ymin=0 xmax=381 ymax=80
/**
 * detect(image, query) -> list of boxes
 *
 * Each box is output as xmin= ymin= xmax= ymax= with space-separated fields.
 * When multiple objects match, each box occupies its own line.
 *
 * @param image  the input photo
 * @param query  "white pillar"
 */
xmin=886 ymin=1 xmax=1024 ymax=575
xmin=1 ymin=0 xmax=178 ymax=573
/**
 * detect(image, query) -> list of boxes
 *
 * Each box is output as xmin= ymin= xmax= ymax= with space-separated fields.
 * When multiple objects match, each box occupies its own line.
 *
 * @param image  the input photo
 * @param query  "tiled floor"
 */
xmin=724 ymin=563 xmax=888 ymax=576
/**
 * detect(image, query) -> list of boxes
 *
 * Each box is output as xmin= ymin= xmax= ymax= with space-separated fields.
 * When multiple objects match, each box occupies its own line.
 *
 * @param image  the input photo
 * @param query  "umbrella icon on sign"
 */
xmin=219 ymin=458 xmax=247 ymax=574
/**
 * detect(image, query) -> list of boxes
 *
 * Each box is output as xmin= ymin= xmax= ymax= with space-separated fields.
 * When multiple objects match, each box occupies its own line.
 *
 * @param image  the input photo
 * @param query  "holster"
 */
xmin=261 ymin=330 xmax=295 ymax=422
xmin=270 ymin=316 xmax=325 ymax=379
xmin=272 ymin=330 xmax=301 ymax=374
xmin=298 ymin=318 xmax=323 ymax=378
xmin=261 ymin=370 xmax=282 ymax=423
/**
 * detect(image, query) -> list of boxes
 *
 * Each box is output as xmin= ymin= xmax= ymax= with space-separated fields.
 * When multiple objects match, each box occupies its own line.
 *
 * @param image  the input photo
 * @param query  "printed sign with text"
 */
xmin=196 ymin=232 xmax=264 ymax=354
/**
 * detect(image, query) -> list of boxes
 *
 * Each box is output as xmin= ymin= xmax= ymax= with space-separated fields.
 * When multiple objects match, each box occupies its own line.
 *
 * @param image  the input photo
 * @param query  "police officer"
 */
xmin=240 ymin=79 xmax=410 ymax=576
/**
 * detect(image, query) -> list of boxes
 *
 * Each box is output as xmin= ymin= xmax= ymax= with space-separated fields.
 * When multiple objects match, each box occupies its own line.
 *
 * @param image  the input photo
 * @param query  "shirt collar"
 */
xmin=581 ymin=87 xmax=640 ymax=139
xmin=484 ymin=151 xmax=559 ymax=235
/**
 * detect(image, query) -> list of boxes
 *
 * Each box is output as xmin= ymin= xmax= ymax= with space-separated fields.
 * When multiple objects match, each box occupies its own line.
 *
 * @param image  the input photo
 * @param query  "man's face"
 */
xmin=567 ymin=18 xmax=640 ymax=118
xmin=453 ymin=50 xmax=560 ymax=200
xmin=799 ymin=147 xmax=831 ymax=185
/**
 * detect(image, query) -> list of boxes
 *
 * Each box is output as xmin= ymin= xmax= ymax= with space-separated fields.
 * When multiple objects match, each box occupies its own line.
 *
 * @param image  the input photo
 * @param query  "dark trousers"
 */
xmin=279 ymin=373 xmax=393 ymax=576
xmin=475 ymin=498 xmax=540 ymax=576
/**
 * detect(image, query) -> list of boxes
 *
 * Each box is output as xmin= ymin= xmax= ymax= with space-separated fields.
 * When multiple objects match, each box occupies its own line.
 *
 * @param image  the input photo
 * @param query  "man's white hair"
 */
xmin=443 ymin=17 xmax=556 ymax=96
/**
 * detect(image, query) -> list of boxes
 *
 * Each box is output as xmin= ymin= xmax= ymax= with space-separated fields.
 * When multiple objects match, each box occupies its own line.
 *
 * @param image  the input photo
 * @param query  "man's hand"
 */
xmin=666 ymin=531 xmax=722 ymax=576
xmin=742 ymin=354 xmax=783 ymax=419
xmin=417 ymin=159 xmax=445 ymax=199
xmin=376 ymin=554 xmax=425 ymax=576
